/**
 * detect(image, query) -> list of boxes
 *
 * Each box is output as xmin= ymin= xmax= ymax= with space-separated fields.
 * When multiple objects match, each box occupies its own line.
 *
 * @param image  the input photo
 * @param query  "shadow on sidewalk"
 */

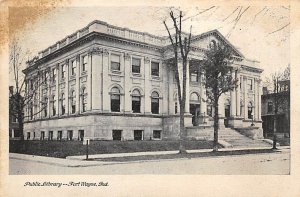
xmin=90 ymin=148 xmax=283 ymax=163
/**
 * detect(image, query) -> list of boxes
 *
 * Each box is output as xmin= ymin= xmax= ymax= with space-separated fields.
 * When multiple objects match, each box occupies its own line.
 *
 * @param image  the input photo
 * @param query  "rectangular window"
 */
xmin=153 ymin=130 xmax=162 ymax=140
xmin=111 ymin=94 xmax=120 ymax=112
xmin=48 ymin=131 xmax=53 ymax=141
xmin=67 ymin=130 xmax=73 ymax=141
xmin=61 ymin=64 xmax=66 ymax=79
xmin=52 ymin=68 xmax=56 ymax=82
xmin=27 ymin=132 xmax=30 ymax=140
xmin=247 ymin=79 xmax=253 ymax=91
xmin=190 ymin=70 xmax=199 ymax=82
xmin=57 ymin=131 xmax=62 ymax=140
xmin=151 ymin=98 xmax=159 ymax=114
xmin=40 ymin=131 xmax=45 ymax=140
xmin=151 ymin=62 xmax=159 ymax=77
xmin=175 ymin=102 xmax=178 ymax=114
xmin=112 ymin=130 xmax=122 ymax=141
xmin=71 ymin=60 xmax=76 ymax=75
xmin=134 ymin=130 xmax=143 ymax=140
xmin=268 ymin=102 xmax=273 ymax=113
xmin=132 ymin=58 xmax=141 ymax=74
xmin=82 ymin=55 xmax=88 ymax=72
xmin=78 ymin=130 xmax=84 ymax=141
xmin=111 ymin=54 xmax=120 ymax=71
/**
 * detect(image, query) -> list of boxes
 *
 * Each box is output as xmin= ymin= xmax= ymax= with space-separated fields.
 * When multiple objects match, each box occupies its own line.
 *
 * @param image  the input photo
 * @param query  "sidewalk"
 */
xmin=10 ymin=146 xmax=289 ymax=167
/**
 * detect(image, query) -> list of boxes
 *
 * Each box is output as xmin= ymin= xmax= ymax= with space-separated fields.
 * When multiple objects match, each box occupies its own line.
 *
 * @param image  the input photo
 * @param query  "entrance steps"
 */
xmin=219 ymin=128 xmax=270 ymax=148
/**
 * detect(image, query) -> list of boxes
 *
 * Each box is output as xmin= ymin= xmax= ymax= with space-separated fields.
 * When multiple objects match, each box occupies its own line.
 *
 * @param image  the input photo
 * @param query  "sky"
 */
xmin=10 ymin=6 xmax=290 ymax=83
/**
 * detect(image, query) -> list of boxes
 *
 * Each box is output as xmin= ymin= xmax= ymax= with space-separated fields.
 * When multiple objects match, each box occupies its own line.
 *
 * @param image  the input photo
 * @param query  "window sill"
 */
xmin=150 ymin=76 xmax=161 ymax=81
xmin=109 ymin=71 xmax=124 ymax=77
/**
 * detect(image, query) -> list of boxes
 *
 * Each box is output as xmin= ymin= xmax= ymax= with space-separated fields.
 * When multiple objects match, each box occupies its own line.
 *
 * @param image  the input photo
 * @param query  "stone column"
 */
xmin=168 ymin=64 xmax=175 ymax=114
xmin=65 ymin=60 xmax=70 ymax=115
xmin=55 ymin=64 xmax=60 ymax=116
xmin=91 ymin=47 xmax=103 ymax=111
xmin=185 ymin=59 xmax=190 ymax=114
xmin=124 ymin=53 xmax=131 ymax=113
xmin=75 ymin=55 xmax=80 ymax=114
xmin=243 ymin=76 xmax=248 ymax=119
xmin=144 ymin=57 xmax=151 ymax=114
xmin=47 ymin=68 xmax=52 ymax=118
xmin=218 ymin=94 xmax=225 ymax=129
xmin=102 ymin=49 xmax=110 ymax=112
xmin=87 ymin=52 xmax=92 ymax=111
xmin=230 ymin=70 xmax=236 ymax=117
xmin=162 ymin=61 xmax=168 ymax=115
xmin=258 ymin=79 xmax=262 ymax=121
xmin=254 ymin=78 xmax=258 ymax=120
xmin=236 ymin=70 xmax=241 ymax=116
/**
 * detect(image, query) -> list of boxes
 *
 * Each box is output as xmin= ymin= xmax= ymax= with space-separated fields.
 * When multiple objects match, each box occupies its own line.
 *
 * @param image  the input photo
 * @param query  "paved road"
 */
xmin=10 ymin=150 xmax=290 ymax=175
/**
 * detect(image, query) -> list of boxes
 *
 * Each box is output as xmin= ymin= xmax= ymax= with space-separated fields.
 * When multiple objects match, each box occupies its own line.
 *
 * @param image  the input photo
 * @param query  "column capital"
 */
xmin=65 ymin=59 xmax=69 ymax=64
xmin=89 ymin=47 xmax=103 ymax=55
xmin=124 ymin=53 xmax=131 ymax=61
xmin=103 ymin=49 xmax=109 ymax=56
xmin=76 ymin=54 xmax=80 ymax=61
xmin=144 ymin=57 xmax=150 ymax=64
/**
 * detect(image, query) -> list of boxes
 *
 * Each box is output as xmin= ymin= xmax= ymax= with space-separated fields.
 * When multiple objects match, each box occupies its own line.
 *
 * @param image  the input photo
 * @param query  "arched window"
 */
xmin=70 ymin=90 xmax=76 ymax=114
xmin=190 ymin=92 xmax=200 ymax=102
xmin=61 ymin=93 xmax=65 ymax=115
xmin=111 ymin=87 xmax=121 ymax=112
xmin=224 ymin=99 xmax=230 ymax=118
xmin=151 ymin=91 xmax=159 ymax=114
xmin=132 ymin=89 xmax=141 ymax=113
xmin=81 ymin=87 xmax=87 ymax=112
xmin=248 ymin=102 xmax=253 ymax=119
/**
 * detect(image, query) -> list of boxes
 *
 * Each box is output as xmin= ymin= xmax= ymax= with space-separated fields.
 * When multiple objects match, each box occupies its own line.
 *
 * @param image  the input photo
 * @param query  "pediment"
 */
xmin=190 ymin=30 xmax=244 ymax=58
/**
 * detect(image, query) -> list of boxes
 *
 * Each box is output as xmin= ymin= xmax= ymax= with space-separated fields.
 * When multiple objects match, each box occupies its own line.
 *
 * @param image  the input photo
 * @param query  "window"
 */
xmin=40 ymin=131 xmax=45 ymax=140
xmin=248 ymin=102 xmax=253 ymax=119
xmin=61 ymin=93 xmax=65 ymax=115
xmin=43 ymin=97 xmax=48 ymax=117
xmin=27 ymin=132 xmax=30 ymax=140
xmin=67 ymin=130 xmax=73 ymax=141
xmin=151 ymin=91 xmax=159 ymax=114
xmin=44 ymin=71 xmax=49 ymax=85
xmin=190 ymin=92 xmax=199 ymax=102
xmin=61 ymin=64 xmax=66 ymax=79
xmin=52 ymin=95 xmax=56 ymax=116
xmin=132 ymin=58 xmax=141 ymax=74
xmin=82 ymin=55 xmax=88 ymax=72
xmin=48 ymin=131 xmax=53 ymax=141
xmin=207 ymin=105 xmax=213 ymax=117
xmin=151 ymin=62 xmax=159 ymax=77
xmin=132 ymin=89 xmax=141 ymax=113
xmin=153 ymin=130 xmax=162 ymax=140
xmin=268 ymin=102 xmax=273 ymax=113
xmin=57 ymin=131 xmax=62 ymax=141
xmin=81 ymin=87 xmax=87 ymax=112
xmin=71 ymin=60 xmax=76 ymax=75
xmin=175 ymin=102 xmax=178 ymax=114
xmin=111 ymin=54 xmax=120 ymax=71
xmin=134 ymin=130 xmax=143 ymax=140
xmin=112 ymin=130 xmax=122 ymax=141
xmin=52 ymin=68 xmax=56 ymax=82
xmin=247 ymin=79 xmax=253 ymax=91
xmin=190 ymin=70 xmax=199 ymax=82
xmin=78 ymin=130 xmax=84 ymax=141
xmin=29 ymin=103 xmax=33 ymax=120
xmin=111 ymin=87 xmax=121 ymax=112
xmin=70 ymin=90 xmax=76 ymax=114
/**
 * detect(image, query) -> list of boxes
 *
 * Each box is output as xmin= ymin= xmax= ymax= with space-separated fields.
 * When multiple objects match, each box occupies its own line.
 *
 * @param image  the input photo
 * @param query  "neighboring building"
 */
xmin=23 ymin=20 xmax=263 ymax=141
xmin=9 ymin=86 xmax=21 ymax=139
xmin=261 ymin=80 xmax=290 ymax=137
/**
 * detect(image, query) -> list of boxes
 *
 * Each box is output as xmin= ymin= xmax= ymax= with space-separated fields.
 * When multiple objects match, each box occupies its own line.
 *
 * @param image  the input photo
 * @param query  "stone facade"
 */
xmin=23 ymin=20 xmax=263 ymax=141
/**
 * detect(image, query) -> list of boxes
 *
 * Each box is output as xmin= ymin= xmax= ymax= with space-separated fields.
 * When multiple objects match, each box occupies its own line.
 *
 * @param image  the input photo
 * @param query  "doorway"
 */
xmin=224 ymin=104 xmax=230 ymax=127
xmin=78 ymin=130 xmax=84 ymax=141
xmin=190 ymin=104 xmax=200 ymax=126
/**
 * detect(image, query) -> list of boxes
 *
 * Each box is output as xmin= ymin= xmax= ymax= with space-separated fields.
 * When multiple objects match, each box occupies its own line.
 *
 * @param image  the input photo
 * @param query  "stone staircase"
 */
xmin=219 ymin=128 xmax=271 ymax=148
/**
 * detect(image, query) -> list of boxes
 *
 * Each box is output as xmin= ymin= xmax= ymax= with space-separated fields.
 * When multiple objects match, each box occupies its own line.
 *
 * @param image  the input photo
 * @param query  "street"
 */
xmin=10 ymin=149 xmax=290 ymax=175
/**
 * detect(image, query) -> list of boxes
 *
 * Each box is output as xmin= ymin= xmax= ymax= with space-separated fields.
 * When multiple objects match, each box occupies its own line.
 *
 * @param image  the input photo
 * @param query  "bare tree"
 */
xmin=164 ymin=10 xmax=192 ymax=154
xmin=9 ymin=40 xmax=47 ymax=140
xmin=201 ymin=42 xmax=238 ymax=151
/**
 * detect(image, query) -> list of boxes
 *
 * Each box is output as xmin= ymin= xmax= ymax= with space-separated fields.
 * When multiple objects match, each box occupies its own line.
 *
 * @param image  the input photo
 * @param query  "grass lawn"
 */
xmin=92 ymin=149 xmax=278 ymax=162
xmin=9 ymin=140 xmax=222 ymax=158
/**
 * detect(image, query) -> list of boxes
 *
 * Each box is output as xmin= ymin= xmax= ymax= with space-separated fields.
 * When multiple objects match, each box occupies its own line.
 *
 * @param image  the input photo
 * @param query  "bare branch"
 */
xmin=268 ymin=23 xmax=290 ymax=35
xmin=222 ymin=7 xmax=239 ymax=22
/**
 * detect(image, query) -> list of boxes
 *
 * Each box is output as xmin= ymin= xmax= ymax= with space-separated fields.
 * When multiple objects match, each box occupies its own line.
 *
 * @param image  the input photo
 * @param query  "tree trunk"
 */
xmin=179 ymin=105 xmax=187 ymax=154
xmin=213 ymin=98 xmax=219 ymax=151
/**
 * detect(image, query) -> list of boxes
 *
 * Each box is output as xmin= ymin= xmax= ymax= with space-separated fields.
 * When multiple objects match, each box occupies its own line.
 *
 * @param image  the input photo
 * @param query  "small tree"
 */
xmin=164 ymin=10 xmax=192 ymax=154
xmin=201 ymin=43 xmax=238 ymax=151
